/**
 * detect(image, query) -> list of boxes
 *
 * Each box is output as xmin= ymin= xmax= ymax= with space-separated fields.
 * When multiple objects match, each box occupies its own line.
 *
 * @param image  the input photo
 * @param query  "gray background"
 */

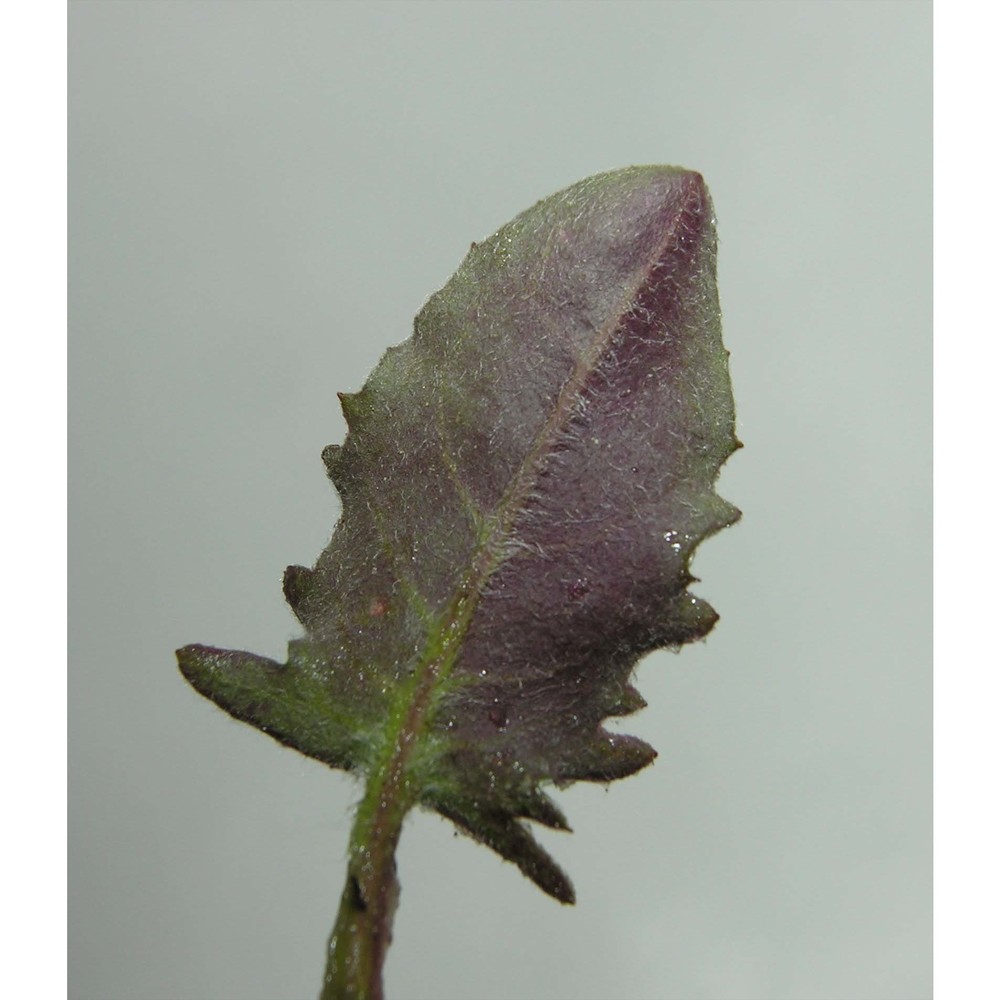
xmin=69 ymin=2 xmax=931 ymax=999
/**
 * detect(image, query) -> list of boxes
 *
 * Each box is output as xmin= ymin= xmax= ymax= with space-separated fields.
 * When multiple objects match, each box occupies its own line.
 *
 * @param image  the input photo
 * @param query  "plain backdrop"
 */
xmin=68 ymin=3 xmax=931 ymax=999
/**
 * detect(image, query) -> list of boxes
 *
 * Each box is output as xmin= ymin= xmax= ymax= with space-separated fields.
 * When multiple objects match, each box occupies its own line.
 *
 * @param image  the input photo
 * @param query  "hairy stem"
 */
xmin=320 ymin=774 xmax=410 ymax=1000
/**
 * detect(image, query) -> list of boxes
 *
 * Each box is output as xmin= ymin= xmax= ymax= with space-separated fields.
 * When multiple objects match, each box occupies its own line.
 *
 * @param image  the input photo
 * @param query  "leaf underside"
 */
xmin=178 ymin=165 xmax=740 ymax=903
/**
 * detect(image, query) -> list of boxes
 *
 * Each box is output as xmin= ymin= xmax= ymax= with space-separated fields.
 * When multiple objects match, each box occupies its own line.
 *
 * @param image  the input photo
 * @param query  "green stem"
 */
xmin=320 ymin=768 xmax=411 ymax=1000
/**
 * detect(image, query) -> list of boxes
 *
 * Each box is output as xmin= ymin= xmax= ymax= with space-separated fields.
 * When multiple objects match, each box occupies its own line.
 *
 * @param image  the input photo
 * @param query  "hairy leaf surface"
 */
xmin=178 ymin=166 xmax=740 ymax=903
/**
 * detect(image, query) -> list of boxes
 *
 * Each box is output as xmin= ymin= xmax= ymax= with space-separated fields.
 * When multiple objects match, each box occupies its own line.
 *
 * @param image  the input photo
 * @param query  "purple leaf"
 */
xmin=179 ymin=165 xmax=740 ymax=904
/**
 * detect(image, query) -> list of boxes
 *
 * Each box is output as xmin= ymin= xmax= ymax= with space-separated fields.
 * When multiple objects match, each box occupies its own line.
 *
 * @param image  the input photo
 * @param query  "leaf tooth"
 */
xmin=515 ymin=789 xmax=572 ymax=832
xmin=683 ymin=494 xmax=742 ymax=550
xmin=282 ymin=564 xmax=314 ymax=622
xmin=556 ymin=731 xmax=657 ymax=784
xmin=337 ymin=390 xmax=365 ymax=429
xmin=433 ymin=799 xmax=576 ymax=904
xmin=657 ymin=592 xmax=720 ymax=645
xmin=712 ymin=496 xmax=742 ymax=531
xmin=606 ymin=684 xmax=647 ymax=718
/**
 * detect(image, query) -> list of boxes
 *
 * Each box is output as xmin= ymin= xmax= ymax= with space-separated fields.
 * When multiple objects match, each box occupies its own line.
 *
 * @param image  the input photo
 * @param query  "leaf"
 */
xmin=178 ymin=165 xmax=740 ymax=905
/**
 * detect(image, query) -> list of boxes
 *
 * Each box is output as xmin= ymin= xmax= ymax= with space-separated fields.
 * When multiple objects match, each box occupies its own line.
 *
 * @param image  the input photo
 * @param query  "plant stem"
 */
xmin=319 ymin=746 xmax=415 ymax=999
